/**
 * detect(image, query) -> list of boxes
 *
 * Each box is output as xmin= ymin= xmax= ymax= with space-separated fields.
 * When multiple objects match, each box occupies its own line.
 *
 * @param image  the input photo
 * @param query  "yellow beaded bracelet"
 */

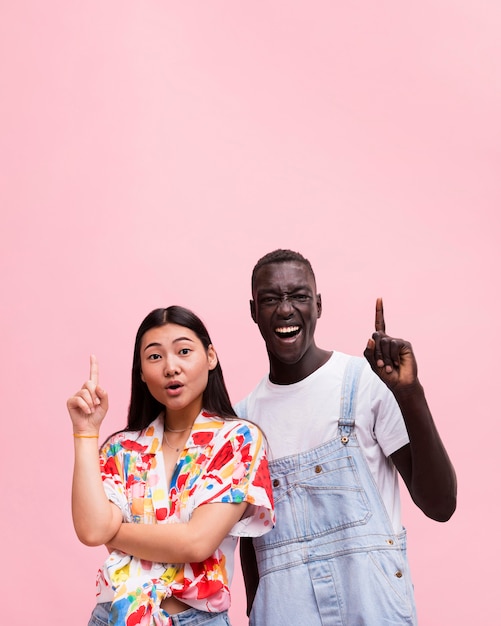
xmin=73 ymin=433 xmax=99 ymax=438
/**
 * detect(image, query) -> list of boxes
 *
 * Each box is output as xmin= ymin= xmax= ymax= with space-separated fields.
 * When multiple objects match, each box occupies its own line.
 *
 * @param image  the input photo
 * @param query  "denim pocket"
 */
xmin=301 ymin=452 xmax=371 ymax=538
xmin=88 ymin=602 xmax=111 ymax=626
xmin=256 ymin=443 xmax=371 ymax=548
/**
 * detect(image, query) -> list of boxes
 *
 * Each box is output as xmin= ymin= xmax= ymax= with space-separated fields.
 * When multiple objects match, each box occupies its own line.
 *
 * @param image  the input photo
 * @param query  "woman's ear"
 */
xmin=207 ymin=345 xmax=218 ymax=370
xmin=140 ymin=371 xmax=145 ymax=382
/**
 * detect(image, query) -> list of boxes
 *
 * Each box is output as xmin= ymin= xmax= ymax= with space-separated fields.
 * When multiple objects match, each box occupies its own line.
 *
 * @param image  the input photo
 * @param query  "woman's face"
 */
xmin=140 ymin=323 xmax=217 ymax=422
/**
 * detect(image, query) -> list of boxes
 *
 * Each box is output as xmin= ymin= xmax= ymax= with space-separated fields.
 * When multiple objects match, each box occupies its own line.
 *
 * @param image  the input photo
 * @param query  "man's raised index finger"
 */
xmin=89 ymin=354 xmax=99 ymax=385
xmin=374 ymin=297 xmax=386 ymax=333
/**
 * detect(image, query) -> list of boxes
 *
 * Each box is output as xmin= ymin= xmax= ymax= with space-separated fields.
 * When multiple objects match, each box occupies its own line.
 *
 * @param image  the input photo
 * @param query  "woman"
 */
xmin=68 ymin=306 xmax=274 ymax=626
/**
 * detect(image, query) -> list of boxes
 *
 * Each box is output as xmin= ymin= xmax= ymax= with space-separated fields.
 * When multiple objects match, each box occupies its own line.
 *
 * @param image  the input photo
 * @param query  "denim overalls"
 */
xmin=250 ymin=357 xmax=417 ymax=626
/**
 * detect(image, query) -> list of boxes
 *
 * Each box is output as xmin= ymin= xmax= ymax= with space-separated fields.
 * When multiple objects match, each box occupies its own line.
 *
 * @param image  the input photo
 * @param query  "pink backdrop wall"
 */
xmin=1 ymin=2 xmax=499 ymax=624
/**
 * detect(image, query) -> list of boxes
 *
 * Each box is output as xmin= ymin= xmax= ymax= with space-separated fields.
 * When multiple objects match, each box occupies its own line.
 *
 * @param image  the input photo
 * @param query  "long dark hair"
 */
xmin=126 ymin=306 xmax=236 ymax=432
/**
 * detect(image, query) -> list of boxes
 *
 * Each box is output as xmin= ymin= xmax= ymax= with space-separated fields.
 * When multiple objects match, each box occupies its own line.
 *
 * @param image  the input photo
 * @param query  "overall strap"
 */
xmin=339 ymin=356 xmax=365 ymax=444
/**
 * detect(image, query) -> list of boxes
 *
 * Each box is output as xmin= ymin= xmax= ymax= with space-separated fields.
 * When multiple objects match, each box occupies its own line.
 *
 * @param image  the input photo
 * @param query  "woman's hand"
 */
xmin=67 ymin=355 xmax=109 ymax=436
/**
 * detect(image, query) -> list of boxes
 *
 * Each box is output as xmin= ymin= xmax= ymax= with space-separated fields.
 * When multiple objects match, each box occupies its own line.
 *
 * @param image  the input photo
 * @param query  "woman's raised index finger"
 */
xmin=89 ymin=354 xmax=99 ymax=384
xmin=375 ymin=297 xmax=386 ymax=333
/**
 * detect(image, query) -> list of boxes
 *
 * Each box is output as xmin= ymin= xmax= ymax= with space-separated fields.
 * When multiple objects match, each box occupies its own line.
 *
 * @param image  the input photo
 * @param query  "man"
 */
xmin=236 ymin=249 xmax=456 ymax=626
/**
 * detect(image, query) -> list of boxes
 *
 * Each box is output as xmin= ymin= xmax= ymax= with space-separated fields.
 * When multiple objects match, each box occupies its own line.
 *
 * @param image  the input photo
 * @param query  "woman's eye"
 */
xmin=179 ymin=348 xmax=191 ymax=356
xmin=147 ymin=354 xmax=162 ymax=361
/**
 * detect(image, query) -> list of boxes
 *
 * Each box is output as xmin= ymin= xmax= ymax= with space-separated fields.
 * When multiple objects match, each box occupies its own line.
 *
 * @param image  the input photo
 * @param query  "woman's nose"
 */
xmin=164 ymin=359 xmax=180 ymax=376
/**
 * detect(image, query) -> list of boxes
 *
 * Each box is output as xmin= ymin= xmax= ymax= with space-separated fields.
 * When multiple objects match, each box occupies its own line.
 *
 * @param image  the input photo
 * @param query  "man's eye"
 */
xmin=293 ymin=295 xmax=310 ymax=302
xmin=262 ymin=297 xmax=278 ymax=305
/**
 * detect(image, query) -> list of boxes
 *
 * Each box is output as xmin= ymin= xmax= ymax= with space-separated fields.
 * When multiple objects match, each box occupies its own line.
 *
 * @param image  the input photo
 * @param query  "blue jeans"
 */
xmin=88 ymin=602 xmax=231 ymax=626
xmin=250 ymin=356 xmax=418 ymax=625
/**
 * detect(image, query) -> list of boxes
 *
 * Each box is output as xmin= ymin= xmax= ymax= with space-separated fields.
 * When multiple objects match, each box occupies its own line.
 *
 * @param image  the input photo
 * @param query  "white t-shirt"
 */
xmin=235 ymin=351 xmax=410 ymax=533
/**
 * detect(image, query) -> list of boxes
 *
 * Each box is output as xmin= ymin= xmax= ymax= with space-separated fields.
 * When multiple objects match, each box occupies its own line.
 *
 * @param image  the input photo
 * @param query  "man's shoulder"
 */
xmin=233 ymin=374 xmax=267 ymax=418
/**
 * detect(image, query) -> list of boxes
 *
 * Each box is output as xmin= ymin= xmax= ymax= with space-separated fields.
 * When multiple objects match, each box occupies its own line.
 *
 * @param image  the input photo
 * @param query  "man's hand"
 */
xmin=364 ymin=298 xmax=418 ymax=390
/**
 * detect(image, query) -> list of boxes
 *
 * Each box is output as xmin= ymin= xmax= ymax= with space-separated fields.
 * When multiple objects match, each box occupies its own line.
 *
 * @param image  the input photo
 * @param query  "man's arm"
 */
xmin=388 ymin=385 xmax=457 ymax=521
xmin=240 ymin=537 xmax=259 ymax=617
xmin=364 ymin=299 xmax=457 ymax=522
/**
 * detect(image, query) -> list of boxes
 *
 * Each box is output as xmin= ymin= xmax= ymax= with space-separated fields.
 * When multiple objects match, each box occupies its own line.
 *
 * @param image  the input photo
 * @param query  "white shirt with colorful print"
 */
xmin=95 ymin=411 xmax=275 ymax=625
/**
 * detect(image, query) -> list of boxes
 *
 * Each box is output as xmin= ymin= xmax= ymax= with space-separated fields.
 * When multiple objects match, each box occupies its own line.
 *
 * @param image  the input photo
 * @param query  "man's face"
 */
xmin=251 ymin=261 xmax=322 ymax=366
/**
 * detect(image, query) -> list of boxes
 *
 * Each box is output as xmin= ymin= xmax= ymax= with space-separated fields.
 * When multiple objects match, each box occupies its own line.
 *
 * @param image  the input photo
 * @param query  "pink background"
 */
xmin=1 ymin=2 xmax=499 ymax=624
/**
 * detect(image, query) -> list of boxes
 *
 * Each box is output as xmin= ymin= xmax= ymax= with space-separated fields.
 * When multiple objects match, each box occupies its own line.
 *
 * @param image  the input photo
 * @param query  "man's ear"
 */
xmin=317 ymin=293 xmax=322 ymax=318
xmin=250 ymin=299 xmax=257 ymax=323
xmin=207 ymin=345 xmax=218 ymax=370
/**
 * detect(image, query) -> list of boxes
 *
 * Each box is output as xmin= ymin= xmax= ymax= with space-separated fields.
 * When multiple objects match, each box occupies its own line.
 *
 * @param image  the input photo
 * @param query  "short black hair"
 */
xmin=251 ymin=249 xmax=316 ymax=292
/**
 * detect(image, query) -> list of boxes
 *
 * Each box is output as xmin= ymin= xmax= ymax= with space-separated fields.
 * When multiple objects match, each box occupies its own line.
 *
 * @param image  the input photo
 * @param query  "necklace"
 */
xmin=165 ymin=424 xmax=189 ymax=433
xmin=163 ymin=432 xmax=182 ymax=453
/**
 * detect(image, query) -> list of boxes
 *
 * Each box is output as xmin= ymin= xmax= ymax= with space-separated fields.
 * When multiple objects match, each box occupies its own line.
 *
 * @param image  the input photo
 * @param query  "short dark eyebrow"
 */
xmin=143 ymin=337 xmax=195 ymax=352
xmin=257 ymin=285 xmax=313 ymax=295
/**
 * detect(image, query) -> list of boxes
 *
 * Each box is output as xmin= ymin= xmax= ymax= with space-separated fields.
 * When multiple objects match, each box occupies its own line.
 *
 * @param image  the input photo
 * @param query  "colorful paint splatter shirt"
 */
xmin=95 ymin=411 xmax=274 ymax=625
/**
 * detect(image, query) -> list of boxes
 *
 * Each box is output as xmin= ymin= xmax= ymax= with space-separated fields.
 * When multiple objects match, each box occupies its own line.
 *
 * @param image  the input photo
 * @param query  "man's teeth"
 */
xmin=275 ymin=326 xmax=300 ymax=334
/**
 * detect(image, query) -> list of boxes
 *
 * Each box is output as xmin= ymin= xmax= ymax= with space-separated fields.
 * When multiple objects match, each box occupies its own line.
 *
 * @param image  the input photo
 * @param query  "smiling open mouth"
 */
xmin=274 ymin=326 xmax=301 ymax=339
